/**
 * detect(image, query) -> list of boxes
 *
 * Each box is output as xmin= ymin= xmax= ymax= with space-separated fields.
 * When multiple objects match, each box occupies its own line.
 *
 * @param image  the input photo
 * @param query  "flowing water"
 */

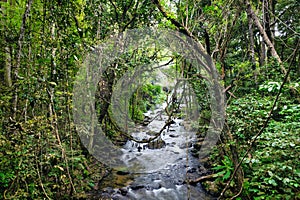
xmin=98 ymin=102 xmax=214 ymax=200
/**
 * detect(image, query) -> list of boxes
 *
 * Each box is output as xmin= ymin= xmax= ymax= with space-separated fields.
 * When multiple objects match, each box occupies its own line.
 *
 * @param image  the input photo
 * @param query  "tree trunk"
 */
xmin=245 ymin=0 xmax=287 ymax=74
xmin=4 ymin=46 xmax=12 ymax=87
xmin=270 ymin=0 xmax=276 ymax=44
xmin=96 ymin=67 xmax=116 ymax=124
xmin=260 ymin=36 xmax=266 ymax=67
xmin=263 ymin=0 xmax=273 ymax=44
xmin=204 ymin=29 xmax=211 ymax=55
xmin=12 ymin=0 xmax=33 ymax=120
xmin=247 ymin=11 xmax=257 ymax=86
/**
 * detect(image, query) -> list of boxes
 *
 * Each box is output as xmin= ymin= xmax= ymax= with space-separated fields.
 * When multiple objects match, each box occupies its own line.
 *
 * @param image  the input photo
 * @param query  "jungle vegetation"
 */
xmin=0 ymin=0 xmax=299 ymax=199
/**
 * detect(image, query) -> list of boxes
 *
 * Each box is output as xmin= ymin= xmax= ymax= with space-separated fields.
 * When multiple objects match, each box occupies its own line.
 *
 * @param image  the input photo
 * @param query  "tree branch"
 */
xmin=188 ymin=174 xmax=216 ymax=184
xmin=151 ymin=0 xmax=206 ymax=53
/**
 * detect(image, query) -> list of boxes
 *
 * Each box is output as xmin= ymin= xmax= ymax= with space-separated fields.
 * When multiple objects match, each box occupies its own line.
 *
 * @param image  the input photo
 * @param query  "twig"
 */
xmin=151 ymin=58 xmax=174 ymax=70
xmin=188 ymin=174 xmax=216 ymax=184
xmin=227 ymin=91 xmax=237 ymax=99
xmin=35 ymin=160 xmax=51 ymax=200
xmin=230 ymin=168 xmax=244 ymax=200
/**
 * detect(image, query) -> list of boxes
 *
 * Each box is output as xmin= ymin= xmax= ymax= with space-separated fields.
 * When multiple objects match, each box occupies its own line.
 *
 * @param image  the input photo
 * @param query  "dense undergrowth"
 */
xmin=205 ymin=73 xmax=300 ymax=199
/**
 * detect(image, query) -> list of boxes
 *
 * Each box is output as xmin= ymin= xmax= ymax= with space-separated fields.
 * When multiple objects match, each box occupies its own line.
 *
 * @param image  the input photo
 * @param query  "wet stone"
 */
xmin=175 ymin=157 xmax=183 ymax=162
xmin=179 ymin=143 xmax=188 ymax=149
xmin=100 ymin=193 xmax=112 ymax=199
xmin=102 ymin=187 xmax=114 ymax=193
xmin=176 ymin=179 xmax=184 ymax=185
xmin=130 ymin=184 xmax=145 ymax=190
xmin=187 ymin=167 xmax=197 ymax=173
xmin=112 ymin=194 xmax=129 ymax=200
xmin=191 ymin=151 xmax=199 ymax=157
xmin=166 ymin=142 xmax=174 ymax=147
xmin=193 ymin=142 xmax=203 ymax=150
xmin=128 ymin=157 xmax=138 ymax=162
xmin=146 ymin=182 xmax=161 ymax=190
xmin=169 ymin=134 xmax=179 ymax=138
xmin=148 ymin=138 xmax=166 ymax=149
xmin=146 ymin=130 xmax=157 ymax=136
xmin=116 ymin=170 xmax=130 ymax=176
xmin=119 ymin=187 xmax=128 ymax=196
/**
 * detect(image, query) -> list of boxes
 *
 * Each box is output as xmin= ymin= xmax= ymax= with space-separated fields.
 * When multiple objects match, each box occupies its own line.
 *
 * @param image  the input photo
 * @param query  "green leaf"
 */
xmin=223 ymin=170 xmax=231 ymax=180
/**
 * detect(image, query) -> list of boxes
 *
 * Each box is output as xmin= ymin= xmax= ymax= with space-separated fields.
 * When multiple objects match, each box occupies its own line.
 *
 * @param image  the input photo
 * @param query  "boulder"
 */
xmin=147 ymin=138 xmax=166 ymax=149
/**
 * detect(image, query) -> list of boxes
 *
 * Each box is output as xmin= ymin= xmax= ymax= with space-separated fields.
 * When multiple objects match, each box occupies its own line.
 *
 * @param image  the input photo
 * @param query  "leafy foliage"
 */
xmin=129 ymin=83 xmax=164 ymax=122
xmin=0 ymin=0 xmax=299 ymax=199
xmin=224 ymin=91 xmax=300 ymax=198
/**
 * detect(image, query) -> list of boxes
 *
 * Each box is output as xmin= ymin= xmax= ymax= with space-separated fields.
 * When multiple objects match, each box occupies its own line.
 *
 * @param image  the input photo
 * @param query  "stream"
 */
xmin=98 ymin=101 xmax=214 ymax=200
